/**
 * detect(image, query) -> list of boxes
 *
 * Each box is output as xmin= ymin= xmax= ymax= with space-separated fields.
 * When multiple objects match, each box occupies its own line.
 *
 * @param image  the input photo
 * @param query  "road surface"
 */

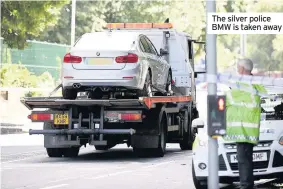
xmin=0 ymin=141 xmax=198 ymax=189
xmin=1 ymin=135 xmax=282 ymax=189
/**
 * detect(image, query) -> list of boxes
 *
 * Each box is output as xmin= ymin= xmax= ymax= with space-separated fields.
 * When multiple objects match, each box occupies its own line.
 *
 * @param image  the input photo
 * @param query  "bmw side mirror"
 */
xmin=160 ymin=48 xmax=168 ymax=56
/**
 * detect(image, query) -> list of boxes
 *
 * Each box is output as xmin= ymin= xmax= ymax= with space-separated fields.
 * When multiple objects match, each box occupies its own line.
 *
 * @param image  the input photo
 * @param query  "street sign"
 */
xmin=207 ymin=95 xmax=226 ymax=136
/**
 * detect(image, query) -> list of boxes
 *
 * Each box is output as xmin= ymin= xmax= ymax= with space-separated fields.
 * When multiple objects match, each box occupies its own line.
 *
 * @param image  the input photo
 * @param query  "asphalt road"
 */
xmin=1 ymin=142 xmax=196 ymax=189
xmin=1 ymin=138 xmax=282 ymax=189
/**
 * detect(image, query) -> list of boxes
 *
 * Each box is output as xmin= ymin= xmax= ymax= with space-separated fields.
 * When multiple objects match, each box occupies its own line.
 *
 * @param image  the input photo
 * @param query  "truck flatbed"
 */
xmin=21 ymin=96 xmax=192 ymax=110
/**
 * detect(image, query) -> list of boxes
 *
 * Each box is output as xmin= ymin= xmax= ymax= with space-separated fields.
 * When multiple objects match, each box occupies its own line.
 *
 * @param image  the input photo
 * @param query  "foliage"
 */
xmin=1 ymin=1 xmax=67 ymax=49
xmin=246 ymin=1 xmax=283 ymax=71
xmin=35 ymin=0 xmax=169 ymax=45
xmin=2 ymin=0 xmax=283 ymax=74
xmin=0 ymin=63 xmax=55 ymax=96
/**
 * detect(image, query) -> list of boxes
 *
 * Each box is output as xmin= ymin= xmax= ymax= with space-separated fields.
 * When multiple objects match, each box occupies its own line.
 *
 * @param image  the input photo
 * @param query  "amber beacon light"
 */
xmin=106 ymin=23 xmax=173 ymax=29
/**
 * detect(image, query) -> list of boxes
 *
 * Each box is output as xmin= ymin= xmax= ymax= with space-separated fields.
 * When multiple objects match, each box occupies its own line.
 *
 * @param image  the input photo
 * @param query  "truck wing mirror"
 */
xmin=192 ymin=118 xmax=205 ymax=129
xmin=160 ymin=48 xmax=169 ymax=56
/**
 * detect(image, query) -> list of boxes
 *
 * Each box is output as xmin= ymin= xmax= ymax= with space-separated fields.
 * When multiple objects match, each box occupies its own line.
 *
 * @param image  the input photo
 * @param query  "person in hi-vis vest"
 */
xmin=224 ymin=58 xmax=267 ymax=189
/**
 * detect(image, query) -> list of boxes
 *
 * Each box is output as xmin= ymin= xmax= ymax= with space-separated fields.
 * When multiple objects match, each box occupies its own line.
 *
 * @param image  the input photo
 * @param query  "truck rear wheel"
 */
xmin=46 ymin=148 xmax=63 ymax=157
xmin=152 ymin=113 xmax=167 ymax=157
xmin=179 ymin=134 xmax=193 ymax=150
xmin=180 ymin=109 xmax=194 ymax=150
xmin=63 ymin=147 xmax=80 ymax=157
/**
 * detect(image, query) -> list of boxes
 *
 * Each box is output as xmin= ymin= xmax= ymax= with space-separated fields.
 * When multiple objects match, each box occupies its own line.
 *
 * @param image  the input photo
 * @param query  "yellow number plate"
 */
xmin=54 ymin=113 xmax=69 ymax=125
xmin=87 ymin=58 xmax=113 ymax=65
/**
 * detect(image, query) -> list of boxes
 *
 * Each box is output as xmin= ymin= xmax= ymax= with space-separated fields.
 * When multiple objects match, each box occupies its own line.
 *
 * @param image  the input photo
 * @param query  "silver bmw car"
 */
xmin=61 ymin=31 xmax=172 ymax=99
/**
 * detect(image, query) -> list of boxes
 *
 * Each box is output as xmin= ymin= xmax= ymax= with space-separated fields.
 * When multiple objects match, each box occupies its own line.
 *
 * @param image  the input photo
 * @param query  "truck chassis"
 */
xmin=22 ymin=95 xmax=198 ymax=158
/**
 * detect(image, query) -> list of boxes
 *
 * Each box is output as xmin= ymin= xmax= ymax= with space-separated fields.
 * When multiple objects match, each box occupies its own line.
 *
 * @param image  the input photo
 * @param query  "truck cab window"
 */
xmin=188 ymin=40 xmax=193 ymax=60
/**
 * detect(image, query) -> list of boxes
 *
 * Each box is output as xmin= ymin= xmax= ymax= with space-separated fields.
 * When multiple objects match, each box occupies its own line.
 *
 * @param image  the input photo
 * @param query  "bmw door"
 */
xmin=145 ymin=37 xmax=170 ymax=90
xmin=139 ymin=36 xmax=160 ymax=88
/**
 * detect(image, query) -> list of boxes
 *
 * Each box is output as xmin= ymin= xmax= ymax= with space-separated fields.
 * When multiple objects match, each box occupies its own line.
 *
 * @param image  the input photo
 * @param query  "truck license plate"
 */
xmin=54 ymin=113 xmax=69 ymax=125
xmin=230 ymin=152 xmax=267 ymax=163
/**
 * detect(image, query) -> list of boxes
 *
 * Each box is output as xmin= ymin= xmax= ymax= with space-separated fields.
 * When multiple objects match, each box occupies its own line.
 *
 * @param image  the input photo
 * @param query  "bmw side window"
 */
xmin=139 ymin=39 xmax=145 ymax=52
xmin=140 ymin=37 xmax=151 ymax=54
xmin=145 ymin=37 xmax=158 ymax=56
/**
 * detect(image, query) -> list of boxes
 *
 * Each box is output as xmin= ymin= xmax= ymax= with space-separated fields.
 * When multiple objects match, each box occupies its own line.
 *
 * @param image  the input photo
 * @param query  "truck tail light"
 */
xmin=28 ymin=113 xmax=53 ymax=121
xmin=115 ymin=53 xmax=138 ymax=63
xmin=120 ymin=113 xmax=142 ymax=121
xmin=63 ymin=53 xmax=82 ymax=63
xmin=105 ymin=111 xmax=143 ymax=122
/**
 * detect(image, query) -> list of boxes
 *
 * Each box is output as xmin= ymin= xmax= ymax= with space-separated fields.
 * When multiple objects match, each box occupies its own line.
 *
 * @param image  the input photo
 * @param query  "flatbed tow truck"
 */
xmin=21 ymin=22 xmax=204 ymax=158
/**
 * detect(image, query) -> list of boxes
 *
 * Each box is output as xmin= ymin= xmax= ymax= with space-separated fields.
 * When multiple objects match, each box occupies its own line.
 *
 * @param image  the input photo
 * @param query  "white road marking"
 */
xmin=14 ymin=166 xmax=127 ymax=189
xmin=86 ymin=160 xmax=174 ymax=180
xmin=1 ymin=154 xmax=47 ymax=164
xmin=39 ymin=184 xmax=69 ymax=189
xmin=1 ymin=147 xmax=93 ymax=164
xmin=1 ymin=150 xmax=45 ymax=157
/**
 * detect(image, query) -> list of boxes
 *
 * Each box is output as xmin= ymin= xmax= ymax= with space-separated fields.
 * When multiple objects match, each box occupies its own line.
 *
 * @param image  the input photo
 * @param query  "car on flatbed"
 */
xmin=21 ymin=22 xmax=204 ymax=158
xmin=62 ymin=31 xmax=172 ymax=100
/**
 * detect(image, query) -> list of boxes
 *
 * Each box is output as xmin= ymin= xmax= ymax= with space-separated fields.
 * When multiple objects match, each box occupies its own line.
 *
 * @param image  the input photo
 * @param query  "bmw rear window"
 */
xmin=74 ymin=32 xmax=137 ymax=50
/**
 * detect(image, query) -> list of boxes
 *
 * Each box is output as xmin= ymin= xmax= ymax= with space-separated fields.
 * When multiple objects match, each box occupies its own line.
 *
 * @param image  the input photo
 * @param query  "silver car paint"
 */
xmin=62 ymin=31 xmax=171 ymax=91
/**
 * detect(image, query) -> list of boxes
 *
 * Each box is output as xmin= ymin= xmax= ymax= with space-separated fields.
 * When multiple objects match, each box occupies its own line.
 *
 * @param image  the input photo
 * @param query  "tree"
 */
xmin=246 ymin=1 xmax=283 ymax=71
xmin=1 ymin=1 xmax=67 ymax=49
xmin=35 ymin=0 xmax=170 ymax=45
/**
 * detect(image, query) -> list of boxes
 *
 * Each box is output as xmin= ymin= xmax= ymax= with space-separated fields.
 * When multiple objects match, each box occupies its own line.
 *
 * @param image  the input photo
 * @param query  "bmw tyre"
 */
xmin=62 ymin=88 xmax=77 ymax=100
xmin=137 ymin=71 xmax=152 ymax=97
xmin=166 ymin=71 xmax=173 ymax=96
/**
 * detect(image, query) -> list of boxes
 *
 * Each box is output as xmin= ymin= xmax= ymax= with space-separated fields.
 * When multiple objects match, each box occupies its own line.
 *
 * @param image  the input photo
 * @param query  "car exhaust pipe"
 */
xmin=73 ymin=83 xmax=81 ymax=88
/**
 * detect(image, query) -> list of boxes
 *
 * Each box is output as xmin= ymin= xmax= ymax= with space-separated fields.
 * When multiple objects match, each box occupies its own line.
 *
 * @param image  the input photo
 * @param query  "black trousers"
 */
xmin=236 ymin=142 xmax=254 ymax=189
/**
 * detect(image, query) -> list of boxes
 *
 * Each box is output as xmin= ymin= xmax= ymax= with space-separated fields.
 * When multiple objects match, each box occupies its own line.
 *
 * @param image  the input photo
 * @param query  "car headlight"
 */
xmin=279 ymin=136 xmax=283 ymax=145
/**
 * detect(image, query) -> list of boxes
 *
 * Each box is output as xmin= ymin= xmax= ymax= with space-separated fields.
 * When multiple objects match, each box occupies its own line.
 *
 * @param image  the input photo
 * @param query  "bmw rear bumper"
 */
xmin=62 ymin=64 xmax=145 ymax=90
xmin=63 ymin=78 xmax=141 ymax=90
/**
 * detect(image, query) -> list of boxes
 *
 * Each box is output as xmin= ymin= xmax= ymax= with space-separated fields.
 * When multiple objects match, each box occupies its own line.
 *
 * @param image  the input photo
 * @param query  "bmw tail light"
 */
xmin=115 ymin=53 xmax=138 ymax=63
xmin=63 ymin=53 xmax=82 ymax=63
xmin=279 ymin=136 xmax=283 ymax=145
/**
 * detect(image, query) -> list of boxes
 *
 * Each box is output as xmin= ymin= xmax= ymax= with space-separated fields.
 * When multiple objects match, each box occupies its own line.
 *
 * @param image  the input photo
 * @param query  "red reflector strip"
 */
xmin=31 ymin=114 xmax=53 ymax=121
xmin=64 ymin=76 xmax=74 ymax=79
xmin=142 ymin=96 xmax=192 ymax=109
xmin=120 ymin=114 xmax=142 ymax=121
xmin=123 ymin=76 xmax=134 ymax=79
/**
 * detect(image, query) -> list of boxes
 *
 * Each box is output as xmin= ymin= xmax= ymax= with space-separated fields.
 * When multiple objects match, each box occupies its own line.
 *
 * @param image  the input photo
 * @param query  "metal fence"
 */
xmin=0 ymin=38 xmax=71 ymax=80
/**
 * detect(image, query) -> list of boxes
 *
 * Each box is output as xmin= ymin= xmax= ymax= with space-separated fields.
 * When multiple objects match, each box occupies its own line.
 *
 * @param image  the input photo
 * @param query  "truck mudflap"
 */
xmin=29 ymin=128 xmax=136 ymax=135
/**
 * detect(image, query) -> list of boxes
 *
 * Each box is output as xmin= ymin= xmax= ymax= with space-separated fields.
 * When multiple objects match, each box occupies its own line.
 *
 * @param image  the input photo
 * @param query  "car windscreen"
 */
xmin=261 ymin=96 xmax=283 ymax=120
xmin=74 ymin=32 xmax=136 ymax=51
